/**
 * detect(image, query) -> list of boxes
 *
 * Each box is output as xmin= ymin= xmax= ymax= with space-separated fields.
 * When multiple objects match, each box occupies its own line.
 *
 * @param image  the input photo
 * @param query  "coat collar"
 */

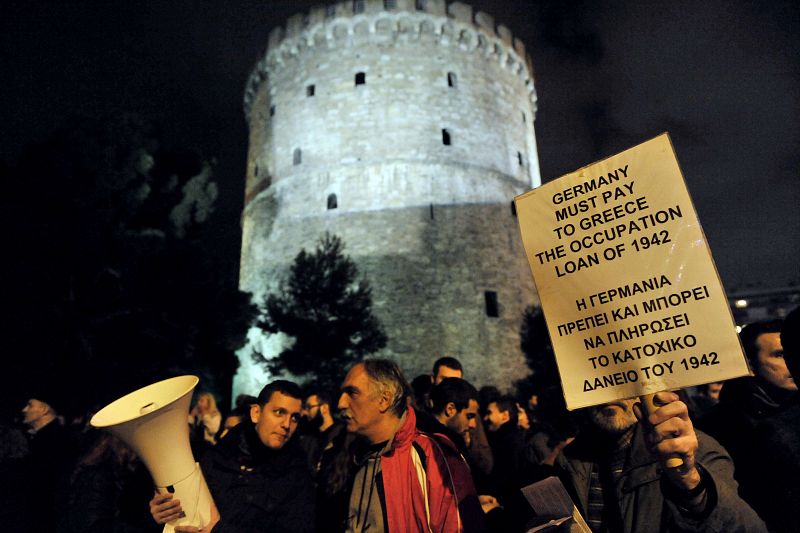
xmin=383 ymin=406 xmax=415 ymax=457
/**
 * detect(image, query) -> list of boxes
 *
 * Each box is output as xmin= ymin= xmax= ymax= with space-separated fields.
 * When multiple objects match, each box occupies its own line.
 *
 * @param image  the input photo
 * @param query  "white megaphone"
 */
xmin=91 ymin=375 xmax=214 ymax=533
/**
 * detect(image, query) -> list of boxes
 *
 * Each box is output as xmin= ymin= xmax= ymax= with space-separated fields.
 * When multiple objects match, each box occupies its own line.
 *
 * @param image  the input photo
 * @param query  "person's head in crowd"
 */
xmin=218 ymin=406 xmax=247 ymax=441
xmin=429 ymin=378 xmax=479 ymax=443
xmin=740 ymin=319 xmax=796 ymax=394
xmin=781 ymin=307 xmax=799 ymax=379
xmin=75 ymin=432 xmax=137 ymax=475
xmin=516 ymin=402 xmax=531 ymax=430
xmin=193 ymin=392 xmax=220 ymax=416
xmin=235 ymin=393 xmax=258 ymax=410
xmin=483 ymin=394 xmax=518 ymax=432
xmin=410 ymin=374 xmax=434 ymax=409
xmin=585 ymin=398 xmax=639 ymax=436
xmin=478 ymin=385 xmax=501 ymax=414
xmin=432 ymin=356 xmax=463 ymax=385
xmin=698 ymin=382 xmax=724 ymax=401
xmin=250 ymin=380 xmax=303 ymax=450
xmin=338 ymin=359 xmax=411 ymax=443
xmin=301 ymin=390 xmax=335 ymax=432
xmin=515 ymin=378 xmax=542 ymax=412
xmin=21 ymin=397 xmax=59 ymax=432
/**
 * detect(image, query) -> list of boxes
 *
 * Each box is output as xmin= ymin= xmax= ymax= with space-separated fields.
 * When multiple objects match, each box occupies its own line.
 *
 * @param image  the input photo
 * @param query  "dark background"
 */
xmin=3 ymin=1 xmax=798 ymax=289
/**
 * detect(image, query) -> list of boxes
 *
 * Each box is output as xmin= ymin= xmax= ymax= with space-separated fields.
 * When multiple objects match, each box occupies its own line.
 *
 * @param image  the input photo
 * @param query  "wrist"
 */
xmin=661 ymin=465 xmax=716 ymax=517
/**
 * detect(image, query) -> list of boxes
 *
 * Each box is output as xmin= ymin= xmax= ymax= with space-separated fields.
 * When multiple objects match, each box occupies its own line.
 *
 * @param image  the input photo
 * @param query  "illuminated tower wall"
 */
xmin=236 ymin=0 xmax=541 ymax=395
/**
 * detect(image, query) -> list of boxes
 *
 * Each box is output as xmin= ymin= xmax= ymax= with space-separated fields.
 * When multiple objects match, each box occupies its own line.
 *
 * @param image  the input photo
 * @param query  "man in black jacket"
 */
xmin=483 ymin=394 xmax=525 ymax=504
xmin=149 ymin=380 xmax=314 ymax=532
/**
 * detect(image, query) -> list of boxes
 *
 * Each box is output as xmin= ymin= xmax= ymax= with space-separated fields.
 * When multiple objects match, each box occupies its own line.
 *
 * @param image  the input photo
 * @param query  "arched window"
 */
xmin=355 ymin=72 xmax=366 ymax=86
xmin=293 ymin=148 xmax=302 ymax=165
xmin=447 ymin=72 xmax=457 ymax=88
xmin=327 ymin=193 xmax=338 ymax=210
xmin=442 ymin=129 xmax=451 ymax=146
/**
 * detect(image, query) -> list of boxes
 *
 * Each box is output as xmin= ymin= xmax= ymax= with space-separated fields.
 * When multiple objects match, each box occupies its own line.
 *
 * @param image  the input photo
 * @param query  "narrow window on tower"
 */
xmin=325 ymin=4 xmax=336 ymax=17
xmin=353 ymin=0 xmax=365 ymax=14
xmin=485 ymin=291 xmax=499 ymax=318
xmin=511 ymin=201 xmax=517 ymax=217
xmin=327 ymin=193 xmax=338 ymax=210
xmin=270 ymin=105 xmax=275 ymax=117
xmin=254 ymin=165 xmax=259 ymax=177
xmin=355 ymin=72 xmax=366 ymax=86
xmin=293 ymin=148 xmax=302 ymax=165
xmin=518 ymin=151 xmax=523 ymax=166
xmin=306 ymin=84 xmax=315 ymax=97
xmin=415 ymin=0 xmax=427 ymax=11
xmin=522 ymin=111 xmax=526 ymax=123
xmin=442 ymin=129 xmax=451 ymax=146
xmin=447 ymin=72 xmax=457 ymax=88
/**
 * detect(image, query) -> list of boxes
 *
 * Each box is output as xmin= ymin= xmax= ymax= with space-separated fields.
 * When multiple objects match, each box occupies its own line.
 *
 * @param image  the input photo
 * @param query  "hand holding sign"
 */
xmin=633 ymin=392 xmax=701 ymax=494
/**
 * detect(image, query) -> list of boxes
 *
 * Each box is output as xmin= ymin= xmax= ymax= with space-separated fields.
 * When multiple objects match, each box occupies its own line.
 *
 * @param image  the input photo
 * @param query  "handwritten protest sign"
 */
xmin=515 ymin=133 xmax=750 ymax=410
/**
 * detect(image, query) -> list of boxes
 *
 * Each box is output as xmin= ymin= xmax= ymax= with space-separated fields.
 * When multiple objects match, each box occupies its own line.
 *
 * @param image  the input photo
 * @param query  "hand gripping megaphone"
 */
xmin=91 ymin=375 xmax=214 ymax=533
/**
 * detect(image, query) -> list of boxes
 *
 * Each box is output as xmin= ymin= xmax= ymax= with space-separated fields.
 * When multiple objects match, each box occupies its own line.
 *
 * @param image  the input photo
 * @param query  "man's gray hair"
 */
xmin=361 ymin=359 xmax=411 ymax=417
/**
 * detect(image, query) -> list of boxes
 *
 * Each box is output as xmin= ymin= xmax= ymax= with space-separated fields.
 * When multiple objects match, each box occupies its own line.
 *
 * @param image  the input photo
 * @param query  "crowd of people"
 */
xmin=2 ymin=307 xmax=798 ymax=532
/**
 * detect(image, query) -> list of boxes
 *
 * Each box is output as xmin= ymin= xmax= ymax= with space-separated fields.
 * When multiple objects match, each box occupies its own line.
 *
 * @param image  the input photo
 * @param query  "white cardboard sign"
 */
xmin=515 ymin=134 xmax=750 ymax=410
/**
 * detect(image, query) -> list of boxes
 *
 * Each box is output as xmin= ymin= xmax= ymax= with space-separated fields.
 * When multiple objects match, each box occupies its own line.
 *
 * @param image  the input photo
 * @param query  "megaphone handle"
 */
xmin=189 ymin=465 xmax=202 ymax=523
xmin=639 ymin=393 xmax=684 ymax=469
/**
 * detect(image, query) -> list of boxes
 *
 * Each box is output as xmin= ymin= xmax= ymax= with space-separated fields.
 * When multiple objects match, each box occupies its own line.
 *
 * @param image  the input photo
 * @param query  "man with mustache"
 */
xmin=551 ymin=393 xmax=766 ymax=532
xmin=149 ymin=380 xmax=314 ymax=532
xmin=338 ymin=359 xmax=484 ymax=533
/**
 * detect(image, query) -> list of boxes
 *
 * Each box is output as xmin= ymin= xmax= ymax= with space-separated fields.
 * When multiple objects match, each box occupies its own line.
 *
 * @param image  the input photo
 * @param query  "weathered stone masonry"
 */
xmin=235 ymin=0 xmax=542 ymax=395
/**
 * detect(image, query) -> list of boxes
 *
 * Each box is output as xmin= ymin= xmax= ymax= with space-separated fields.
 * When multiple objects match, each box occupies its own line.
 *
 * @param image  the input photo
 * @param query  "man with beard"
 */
xmin=298 ymin=390 xmax=352 ymax=533
xmin=551 ymin=392 xmax=766 ymax=532
xmin=299 ymin=390 xmax=342 ymax=474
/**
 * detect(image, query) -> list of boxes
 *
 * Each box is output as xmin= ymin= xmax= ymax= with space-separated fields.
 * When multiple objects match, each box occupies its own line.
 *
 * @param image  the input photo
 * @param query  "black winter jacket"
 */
xmin=202 ymin=423 xmax=315 ymax=533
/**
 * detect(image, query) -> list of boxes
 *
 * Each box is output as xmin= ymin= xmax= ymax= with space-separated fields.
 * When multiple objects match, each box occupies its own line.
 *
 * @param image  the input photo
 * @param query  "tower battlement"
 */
xmin=244 ymin=0 xmax=536 ymax=119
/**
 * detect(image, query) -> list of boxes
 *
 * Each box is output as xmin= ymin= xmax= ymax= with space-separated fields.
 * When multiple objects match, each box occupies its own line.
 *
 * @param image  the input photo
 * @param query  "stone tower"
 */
xmin=236 ymin=0 xmax=541 ymax=396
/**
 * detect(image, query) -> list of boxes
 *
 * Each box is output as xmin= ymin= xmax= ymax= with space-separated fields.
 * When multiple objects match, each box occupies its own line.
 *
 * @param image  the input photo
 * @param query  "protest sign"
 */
xmin=515 ymin=133 xmax=750 ymax=410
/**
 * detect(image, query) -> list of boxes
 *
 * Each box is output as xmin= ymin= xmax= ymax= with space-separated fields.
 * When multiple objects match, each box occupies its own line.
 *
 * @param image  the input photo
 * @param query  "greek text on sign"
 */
xmin=515 ymin=133 xmax=749 ymax=410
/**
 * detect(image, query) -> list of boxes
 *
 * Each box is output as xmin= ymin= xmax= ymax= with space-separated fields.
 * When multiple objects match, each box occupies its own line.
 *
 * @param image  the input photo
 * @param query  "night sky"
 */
xmin=3 ymin=0 xmax=798 ymax=291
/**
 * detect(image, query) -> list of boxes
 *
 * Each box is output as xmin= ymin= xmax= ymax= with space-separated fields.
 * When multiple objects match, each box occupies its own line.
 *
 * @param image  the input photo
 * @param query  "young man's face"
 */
xmin=338 ymin=364 xmax=386 ymax=442
xmin=755 ymin=332 xmax=796 ymax=392
xmin=448 ymin=399 xmax=479 ymax=439
xmin=250 ymin=391 xmax=302 ymax=449
xmin=434 ymin=365 xmax=463 ymax=385
xmin=484 ymin=402 xmax=509 ymax=432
